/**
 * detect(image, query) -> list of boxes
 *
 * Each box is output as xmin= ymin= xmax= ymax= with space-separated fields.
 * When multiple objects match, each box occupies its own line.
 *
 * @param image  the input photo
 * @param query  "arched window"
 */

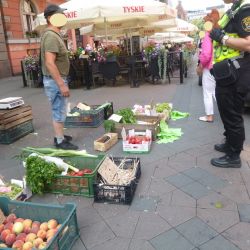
xmin=22 ymin=0 xmax=37 ymax=35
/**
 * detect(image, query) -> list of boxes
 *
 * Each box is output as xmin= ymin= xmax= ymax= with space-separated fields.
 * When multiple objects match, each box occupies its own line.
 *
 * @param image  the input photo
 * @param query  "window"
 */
xmin=22 ymin=0 xmax=37 ymax=35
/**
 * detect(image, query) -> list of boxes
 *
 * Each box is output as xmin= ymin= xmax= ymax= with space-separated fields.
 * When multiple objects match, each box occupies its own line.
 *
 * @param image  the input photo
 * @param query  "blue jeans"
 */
xmin=43 ymin=76 xmax=68 ymax=122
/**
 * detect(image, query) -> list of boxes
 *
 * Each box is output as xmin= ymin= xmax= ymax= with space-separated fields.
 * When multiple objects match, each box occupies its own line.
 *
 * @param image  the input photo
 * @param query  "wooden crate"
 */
xmin=94 ymin=133 xmax=118 ymax=152
xmin=0 ymin=105 xmax=33 ymax=130
xmin=113 ymin=115 xmax=160 ymax=140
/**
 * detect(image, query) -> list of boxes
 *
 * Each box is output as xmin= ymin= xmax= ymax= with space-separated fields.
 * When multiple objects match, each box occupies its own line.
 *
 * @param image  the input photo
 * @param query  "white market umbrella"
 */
xmin=164 ymin=18 xmax=198 ymax=33
xmin=34 ymin=0 xmax=177 ymax=32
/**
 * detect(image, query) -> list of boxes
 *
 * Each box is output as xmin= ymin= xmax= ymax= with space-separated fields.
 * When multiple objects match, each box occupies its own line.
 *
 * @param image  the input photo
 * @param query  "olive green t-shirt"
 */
xmin=41 ymin=29 xmax=69 ymax=77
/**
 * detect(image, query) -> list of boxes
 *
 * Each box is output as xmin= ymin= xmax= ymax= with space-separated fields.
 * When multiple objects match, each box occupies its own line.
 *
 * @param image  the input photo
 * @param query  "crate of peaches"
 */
xmin=0 ymin=197 xmax=79 ymax=250
xmin=122 ymin=129 xmax=152 ymax=153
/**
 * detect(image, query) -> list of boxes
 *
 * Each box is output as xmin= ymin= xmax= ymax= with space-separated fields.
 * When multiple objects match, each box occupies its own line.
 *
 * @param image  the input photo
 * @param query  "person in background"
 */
xmin=197 ymin=9 xmax=220 ymax=122
xmin=210 ymin=0 xmax=250 ymax=168
xmin=41 ymin=4 xmax=78 ymax=150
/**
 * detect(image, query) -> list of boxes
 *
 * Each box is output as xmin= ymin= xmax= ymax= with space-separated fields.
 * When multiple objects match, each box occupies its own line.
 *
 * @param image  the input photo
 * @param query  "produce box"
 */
xmin=113 ymin=115 xmax=160 ymax=140
xmin=48 ymin=155 xmax=105 ymax=197
xmin=93 ymin=157 xmax=141 ymax=205
xmin=0 ymin=177 xmax=23 ymax=200
xmin=94 ymin=133 xmax=118 ymax=152
xmin=0 ymin=197 xmax=79 ymax=250
xmin=64 ymin=103 xmax=113 ymax=128
xmin=132 ymin=103 xmax=172 ymax=121
xmin=0 ymin=120 xmax=34 ymax=144
xmin=122 ymin=129 xmax=152 ymax=153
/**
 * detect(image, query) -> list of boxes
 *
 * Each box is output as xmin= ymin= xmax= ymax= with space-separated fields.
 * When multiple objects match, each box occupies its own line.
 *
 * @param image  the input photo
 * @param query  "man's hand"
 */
xmin=210 ymin=28 xmax=225 ymax=43
xmin=196 ymin=64 xmax=203 ymax=76
xmin=59 ymin=84 xmax=70 ymax=97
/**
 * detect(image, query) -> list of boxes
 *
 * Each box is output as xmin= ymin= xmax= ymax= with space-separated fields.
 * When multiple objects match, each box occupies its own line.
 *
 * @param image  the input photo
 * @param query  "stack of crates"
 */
xmin=0 ymin=105 xmax=34 ymax=144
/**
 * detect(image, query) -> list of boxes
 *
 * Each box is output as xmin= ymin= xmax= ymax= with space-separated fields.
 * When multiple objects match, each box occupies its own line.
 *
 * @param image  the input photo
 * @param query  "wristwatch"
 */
xmin=222 ymin=35 xmax=229 ymax=46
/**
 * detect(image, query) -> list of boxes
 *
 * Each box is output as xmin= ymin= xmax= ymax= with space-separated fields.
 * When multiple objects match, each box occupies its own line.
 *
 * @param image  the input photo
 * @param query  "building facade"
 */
xmin=0 ymin=0 xmax=65 ymax=79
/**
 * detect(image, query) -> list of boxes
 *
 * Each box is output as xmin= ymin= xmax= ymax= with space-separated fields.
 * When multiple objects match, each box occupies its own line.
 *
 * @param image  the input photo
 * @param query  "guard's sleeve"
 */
xmin=237 ymin=7 xmax=250 ymax=37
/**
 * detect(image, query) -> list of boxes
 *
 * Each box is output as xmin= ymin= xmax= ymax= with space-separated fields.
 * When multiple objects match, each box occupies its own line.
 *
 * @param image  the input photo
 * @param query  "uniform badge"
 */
xmin=242 ymin=16 xmax=250 ymax=32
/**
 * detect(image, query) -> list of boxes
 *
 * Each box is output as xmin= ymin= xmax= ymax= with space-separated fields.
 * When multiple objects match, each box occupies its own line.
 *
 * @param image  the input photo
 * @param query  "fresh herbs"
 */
xmin=104 ymin=120 xmax=115 ymax=132
xmin=25 ymin=156 xmax=62 ymax=194
xmin=116 ymin=108 xmax=136 ymax=124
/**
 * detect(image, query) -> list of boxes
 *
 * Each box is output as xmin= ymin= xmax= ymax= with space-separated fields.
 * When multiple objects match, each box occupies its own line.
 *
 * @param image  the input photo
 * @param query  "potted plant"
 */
xmin=23 ymin=55 xmax=40 ymax=85
xmin=97 ymin=45 xmax=121 ymax=63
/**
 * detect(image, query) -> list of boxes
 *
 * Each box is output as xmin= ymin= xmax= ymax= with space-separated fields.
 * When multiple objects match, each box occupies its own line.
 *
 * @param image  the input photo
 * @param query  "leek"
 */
xmin=22 ymin=147 xmax=98 ymax=158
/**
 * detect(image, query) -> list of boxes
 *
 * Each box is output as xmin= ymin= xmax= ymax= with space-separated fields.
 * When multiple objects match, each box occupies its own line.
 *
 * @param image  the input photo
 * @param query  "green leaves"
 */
xmin=25 ymin=156 xmax=62 ymax=194
xmin=116 ymin=108 xmax=136 ymax=124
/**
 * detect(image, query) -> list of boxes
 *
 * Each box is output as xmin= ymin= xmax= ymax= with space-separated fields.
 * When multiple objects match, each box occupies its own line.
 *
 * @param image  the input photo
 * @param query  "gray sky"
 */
xmin=171 ymin=0 xmax=225 ymax=10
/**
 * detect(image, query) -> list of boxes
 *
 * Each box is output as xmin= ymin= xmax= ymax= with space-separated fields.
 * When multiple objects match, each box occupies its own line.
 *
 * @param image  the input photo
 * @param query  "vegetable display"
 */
xmin=155 ymin=102 xmax=172 ymax=113
xmin=0 ymin=184 xmax=23 ymax=200
xmin=25 ymin=156 xmax=63 ymax=194
xmin=116 ymin=108 xmax=136 ymax=124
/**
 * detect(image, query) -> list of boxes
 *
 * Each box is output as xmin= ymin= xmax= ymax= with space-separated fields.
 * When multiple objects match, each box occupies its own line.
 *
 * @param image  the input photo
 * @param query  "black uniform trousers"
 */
xmin=215 ymin=86 xmax=246 ymax=155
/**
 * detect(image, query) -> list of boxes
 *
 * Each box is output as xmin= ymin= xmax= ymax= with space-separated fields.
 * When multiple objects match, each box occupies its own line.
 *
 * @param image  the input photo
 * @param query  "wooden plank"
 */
xmin=0 ymin=116 xmax=33 ymax=130
xmin=0 ymin=105 xmax=32 ymax=120
xmin=0 ymin=110 xmax=32 ymax=125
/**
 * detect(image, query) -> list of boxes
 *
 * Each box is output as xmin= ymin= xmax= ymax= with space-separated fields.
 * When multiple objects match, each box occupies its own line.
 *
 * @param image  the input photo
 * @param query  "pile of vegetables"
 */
xmin=21 ymin=147 xmax=98 ymax=194
xmin=25 ymin=156 xmax=63 ymax=194
xmin=116 ymin=108 xmax=136 ymax=124
xmin=155 ymin=102 xmax=172 ymax=113
xmin=0 ymin=184 xmax=23 ymax=200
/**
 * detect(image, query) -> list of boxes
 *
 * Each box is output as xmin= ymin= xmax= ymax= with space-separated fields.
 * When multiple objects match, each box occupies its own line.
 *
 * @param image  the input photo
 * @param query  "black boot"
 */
xmin=211 ymin=154 xmax=241 ymax=168
xmin=214 ymin=143 xmax=229 ymax=153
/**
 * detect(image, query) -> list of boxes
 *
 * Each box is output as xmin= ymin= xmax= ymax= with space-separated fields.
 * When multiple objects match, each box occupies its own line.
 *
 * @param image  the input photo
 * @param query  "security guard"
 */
xmin=210 ymin=0 xmax=250 ymax=168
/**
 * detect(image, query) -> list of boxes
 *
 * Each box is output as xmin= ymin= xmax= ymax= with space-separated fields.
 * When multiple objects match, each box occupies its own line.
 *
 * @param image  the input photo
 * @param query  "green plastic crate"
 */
xmin=0 ymin=120 xmax=34 ymax=144
xmin=0 ymin=197 xmax=79 ymax=250
xmin=48 ymin=155 xmax=105 ymax=197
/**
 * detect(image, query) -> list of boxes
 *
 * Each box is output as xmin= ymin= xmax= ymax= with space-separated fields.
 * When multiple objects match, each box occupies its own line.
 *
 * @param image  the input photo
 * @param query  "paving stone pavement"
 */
xmin=0 ymin=64 xmax=250 ymax=250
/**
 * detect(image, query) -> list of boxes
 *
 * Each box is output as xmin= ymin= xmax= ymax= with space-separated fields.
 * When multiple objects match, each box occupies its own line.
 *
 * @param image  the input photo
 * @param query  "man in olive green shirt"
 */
xmin=41 ymin=4 xmax=78 ymax=150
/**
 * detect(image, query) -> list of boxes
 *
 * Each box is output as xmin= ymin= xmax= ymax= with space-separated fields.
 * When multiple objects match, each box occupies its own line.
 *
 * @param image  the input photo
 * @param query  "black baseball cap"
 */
xmin=44 ymin=4 xmax=67 ymax=18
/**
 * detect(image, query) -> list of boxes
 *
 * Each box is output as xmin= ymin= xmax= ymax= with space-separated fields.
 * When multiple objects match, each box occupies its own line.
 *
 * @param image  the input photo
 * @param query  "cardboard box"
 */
xmin=122 ymin=129 xmax=152 ymax=153
xmin=94 ymin=133 xmax=118 ymax=152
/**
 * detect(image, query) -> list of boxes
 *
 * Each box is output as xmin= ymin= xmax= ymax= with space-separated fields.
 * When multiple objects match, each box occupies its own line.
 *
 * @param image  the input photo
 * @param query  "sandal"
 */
xmin=198 ymin=116 xmax=213 ymax=122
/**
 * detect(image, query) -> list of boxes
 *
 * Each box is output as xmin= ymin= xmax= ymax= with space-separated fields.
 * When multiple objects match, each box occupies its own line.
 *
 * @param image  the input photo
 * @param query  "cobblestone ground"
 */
xmin=0 ymin=65 xmax=250 ymax=249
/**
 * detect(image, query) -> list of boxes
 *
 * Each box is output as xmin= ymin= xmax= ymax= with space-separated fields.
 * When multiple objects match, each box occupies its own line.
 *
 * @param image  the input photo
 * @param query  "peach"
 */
xmin=23 ymin=225 xmax=31 ymax=234
xmin=25 ymin=233 xmax=36 ymax=243
xmin=14 ymin=218 xmax=24 ymax=223
xmin=16 ymin=232 xmax=26 ymax=242
xmin=4 ymin=222 xmax=13 ymax=231
xmin=22 ymin=241 xmax=33 ymax=250
xmin=37 ymin=229 xmax=47 ymax=240
xmin=32 ymin=221 xmax=41 ymax=228
xmin=39 ymin=222 xmax=48 ymax=231
xmin=13 ymin=222 xmax=24 ymax=234
xmin=0 ymin=224 xmax=4 ymax=233
xmin=0 ymin=243 xmax=7 ymax=248
xmin=5 ymin=233 xmax=16 ymax=246
xmin=22 ymin=219 xmax=32 ymax=228
xmin=33 ymin=237 xmax=44 ymax=248
xmin=47 ymin=219 xmax=58 ymax=230
xmin=38 ymin=242 xmax=47 ymax=249
xmin=56 ymin=224 xmax=62 ymax=230
xmin=1 ymin=229 xmax=11 ymax=242
xmin=46 ymin=229 xmax=56 ymax=239
xmin=12 ymin=240 xmax=24 ymax=250
xmin=6 ymin=213 xmax=17 ymax=223
xmin=30 ymin=225 xmax=39 ymax=234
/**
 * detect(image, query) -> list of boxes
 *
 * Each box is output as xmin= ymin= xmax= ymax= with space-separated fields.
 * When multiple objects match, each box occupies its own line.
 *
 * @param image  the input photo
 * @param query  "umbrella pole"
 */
xmin=129 ymin=29 xmax=133 ymax=55
xmin=104 ymin=17 xmax=108 ymax=45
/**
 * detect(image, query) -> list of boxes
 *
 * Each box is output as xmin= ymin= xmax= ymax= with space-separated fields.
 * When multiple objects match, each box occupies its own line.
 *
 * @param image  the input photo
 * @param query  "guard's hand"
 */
xmin=210 ymin=28 xmax=224 ymax=43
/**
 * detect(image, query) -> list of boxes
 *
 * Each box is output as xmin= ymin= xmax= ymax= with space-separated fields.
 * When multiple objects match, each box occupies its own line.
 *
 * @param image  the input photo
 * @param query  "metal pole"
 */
xmin=179 ymin=51 xmax=183 ymax=84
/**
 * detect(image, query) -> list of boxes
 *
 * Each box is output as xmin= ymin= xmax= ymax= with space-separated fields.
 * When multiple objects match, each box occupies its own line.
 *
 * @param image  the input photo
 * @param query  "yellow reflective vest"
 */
xmin=213 ymin=0 xmax=250 ymax=63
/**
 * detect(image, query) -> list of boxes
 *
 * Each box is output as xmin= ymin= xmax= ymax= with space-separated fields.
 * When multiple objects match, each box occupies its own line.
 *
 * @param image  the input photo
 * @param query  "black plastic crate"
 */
xmin=64 ymin=103 xmax=113 ymax=128
xmin=93 ymin=157 xmax=141 ymax=205
xmin=0 ymin=120 xmax=34 ymax=144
